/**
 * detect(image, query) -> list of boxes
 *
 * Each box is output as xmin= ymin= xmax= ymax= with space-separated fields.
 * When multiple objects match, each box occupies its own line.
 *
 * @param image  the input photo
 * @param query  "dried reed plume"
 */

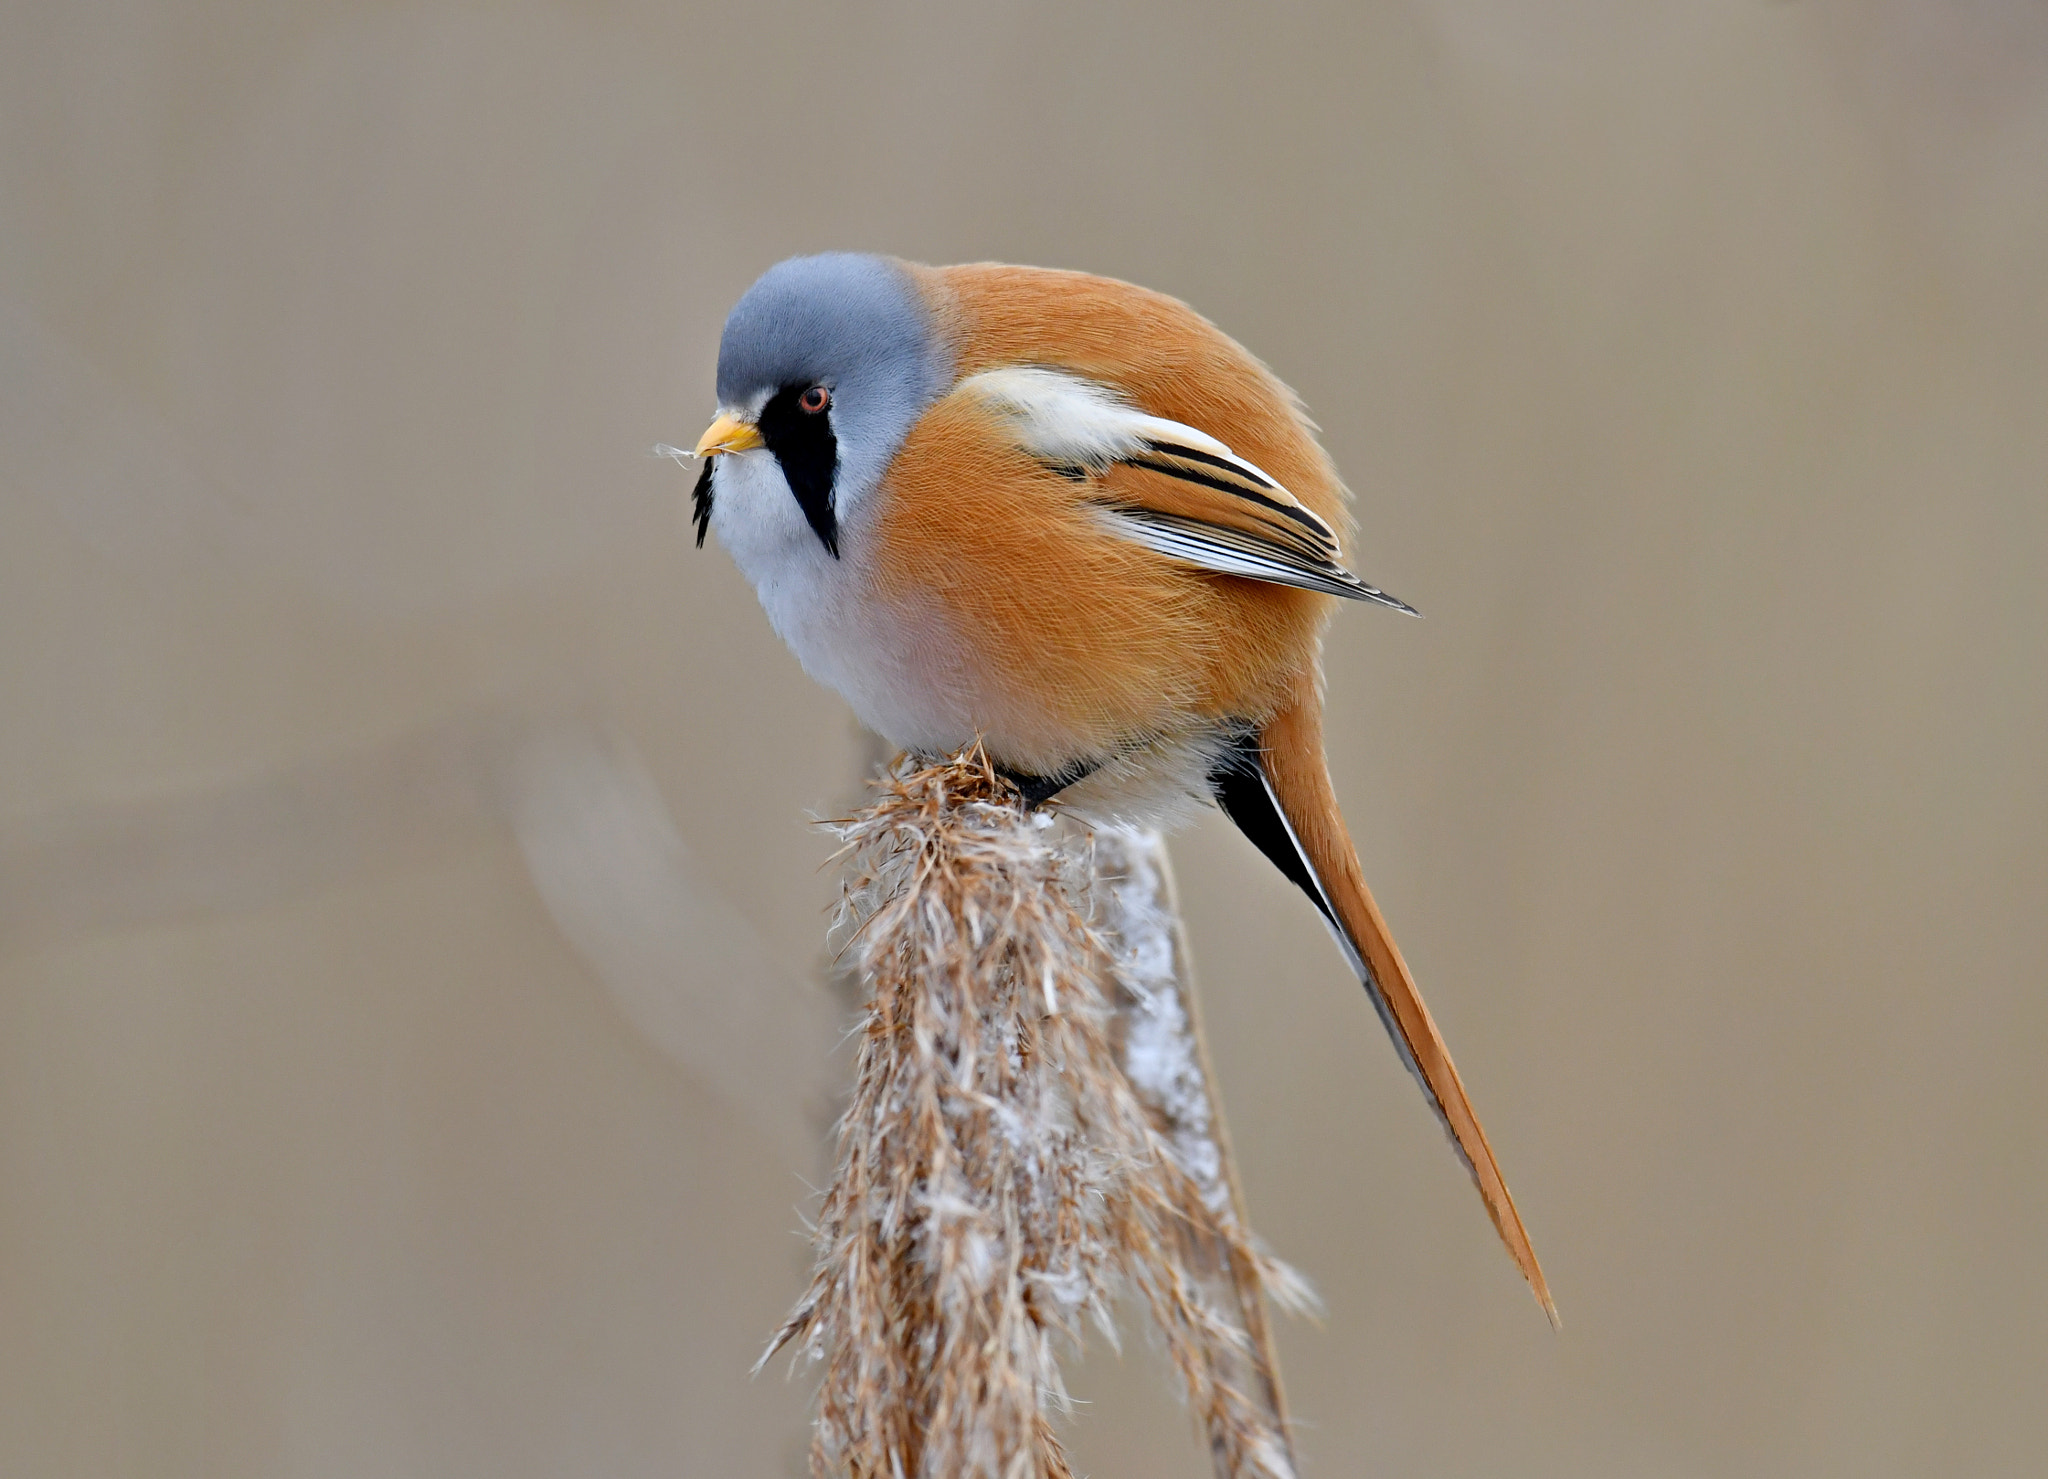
xmin=763 ymin=752 xmax=1313 ymax=1478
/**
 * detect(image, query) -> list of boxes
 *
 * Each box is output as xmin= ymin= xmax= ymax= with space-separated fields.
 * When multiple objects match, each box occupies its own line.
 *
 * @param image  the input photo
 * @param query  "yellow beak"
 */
xmin=693 ymin=411 xmax=764 ymax=458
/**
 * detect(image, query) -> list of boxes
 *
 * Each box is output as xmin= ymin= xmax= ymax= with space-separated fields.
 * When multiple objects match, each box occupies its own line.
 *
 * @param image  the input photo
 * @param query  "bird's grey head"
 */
xmin=704 ymin=253 xmax=952 ymax=557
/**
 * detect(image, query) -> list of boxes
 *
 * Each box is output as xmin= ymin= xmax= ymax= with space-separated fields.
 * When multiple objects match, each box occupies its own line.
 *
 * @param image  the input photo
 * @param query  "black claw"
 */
xmin=997 ymin=759 xmax=1101 ymax=809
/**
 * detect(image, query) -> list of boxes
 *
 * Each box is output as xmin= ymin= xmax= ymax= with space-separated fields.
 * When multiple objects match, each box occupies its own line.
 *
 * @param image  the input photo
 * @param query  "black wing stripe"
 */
xmin=1122 ymin=456 xmax=1338 ymax=545
xmin=1141 ymin=437 xmax=1280 ymax=489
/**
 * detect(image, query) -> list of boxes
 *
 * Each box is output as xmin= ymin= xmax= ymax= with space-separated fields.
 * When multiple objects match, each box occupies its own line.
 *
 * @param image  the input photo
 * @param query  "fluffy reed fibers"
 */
xmin=762 ymin=753 xmax=1309 ymax=1478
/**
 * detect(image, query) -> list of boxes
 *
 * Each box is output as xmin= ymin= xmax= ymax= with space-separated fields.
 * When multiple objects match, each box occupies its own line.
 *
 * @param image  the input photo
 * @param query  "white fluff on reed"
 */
xmin=762 ymin=752 xmax=1312 ymax=1479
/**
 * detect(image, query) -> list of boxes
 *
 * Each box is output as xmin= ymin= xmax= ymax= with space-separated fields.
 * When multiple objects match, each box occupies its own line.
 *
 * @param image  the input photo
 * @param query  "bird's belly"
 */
xmin=772 ymin=579 xmax=989 ymax=757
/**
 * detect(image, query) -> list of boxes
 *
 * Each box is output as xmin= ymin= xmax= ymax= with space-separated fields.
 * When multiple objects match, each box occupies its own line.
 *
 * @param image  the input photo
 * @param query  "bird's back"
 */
xmin=864 ymin=262 xmax=1348 ymax=774
xmin=916 ymin=262 xmax=1353 ymax=542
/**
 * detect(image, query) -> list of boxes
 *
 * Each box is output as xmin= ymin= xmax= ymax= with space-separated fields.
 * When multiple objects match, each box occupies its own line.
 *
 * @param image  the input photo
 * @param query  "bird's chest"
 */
xmin=709 ymin=454 xmax=981 ymax=752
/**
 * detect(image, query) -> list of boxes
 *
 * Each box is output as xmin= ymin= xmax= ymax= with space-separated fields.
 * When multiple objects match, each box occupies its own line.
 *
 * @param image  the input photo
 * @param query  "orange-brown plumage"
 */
xmin=922 ymin=262 xmax=1351 ymax=537
xmin=876 ymin=263 xmax=1339 ymax=761
xmin=1263 ymin=687 xmax=1559 ymax=1325
xmin=693 ymin=253 xmax=1553 ymax=1321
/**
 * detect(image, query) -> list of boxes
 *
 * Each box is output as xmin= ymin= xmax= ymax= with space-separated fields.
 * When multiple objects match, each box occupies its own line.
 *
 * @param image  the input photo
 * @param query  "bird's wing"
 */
xmin=954 ymin=366 xmax=1414 ymax=612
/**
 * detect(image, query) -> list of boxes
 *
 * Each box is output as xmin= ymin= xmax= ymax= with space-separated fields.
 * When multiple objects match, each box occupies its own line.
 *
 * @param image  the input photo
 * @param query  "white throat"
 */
xmin=707 ymin=450 xmax=969 ymax=756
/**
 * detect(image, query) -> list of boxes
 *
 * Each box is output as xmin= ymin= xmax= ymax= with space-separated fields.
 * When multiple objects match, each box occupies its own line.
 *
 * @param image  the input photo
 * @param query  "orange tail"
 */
xmin=1213 ymin=692 xmax=1557 ymax=1325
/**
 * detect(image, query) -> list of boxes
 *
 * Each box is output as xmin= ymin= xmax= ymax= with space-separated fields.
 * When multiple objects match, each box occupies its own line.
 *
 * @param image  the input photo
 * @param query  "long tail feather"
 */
xmin=1213 ymin=698 xmax=1557 ymax=1326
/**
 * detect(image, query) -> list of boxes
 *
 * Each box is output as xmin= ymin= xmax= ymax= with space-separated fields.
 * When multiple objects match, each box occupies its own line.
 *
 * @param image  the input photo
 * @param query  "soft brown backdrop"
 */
xmin=4 ymin=3 xmax=2044 ymax=1475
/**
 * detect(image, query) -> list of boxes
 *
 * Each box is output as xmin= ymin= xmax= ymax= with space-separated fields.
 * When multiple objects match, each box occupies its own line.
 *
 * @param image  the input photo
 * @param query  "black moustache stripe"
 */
xmin=757 ymin=383 xmax=840 ymax=557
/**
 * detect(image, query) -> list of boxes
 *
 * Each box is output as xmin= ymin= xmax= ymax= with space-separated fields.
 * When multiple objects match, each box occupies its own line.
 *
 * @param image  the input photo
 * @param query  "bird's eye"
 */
xmin=798 ymin=385 xmax=830 ymax=414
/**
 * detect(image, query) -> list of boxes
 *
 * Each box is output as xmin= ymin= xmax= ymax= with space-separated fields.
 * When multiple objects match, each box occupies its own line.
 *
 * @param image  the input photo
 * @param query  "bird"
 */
xmin=680 ymin=252 xmax=1554 ymax=1323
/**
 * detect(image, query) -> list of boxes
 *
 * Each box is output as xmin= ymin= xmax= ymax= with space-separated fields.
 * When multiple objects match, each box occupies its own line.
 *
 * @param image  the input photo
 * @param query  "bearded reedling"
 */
xmin=677 ymin=253 xmax=1555 ymax=1323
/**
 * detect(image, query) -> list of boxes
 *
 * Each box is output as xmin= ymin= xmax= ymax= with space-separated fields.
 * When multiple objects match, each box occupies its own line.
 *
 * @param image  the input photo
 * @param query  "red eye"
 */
xmin=799 ymin=385 xmax=830 ymax=414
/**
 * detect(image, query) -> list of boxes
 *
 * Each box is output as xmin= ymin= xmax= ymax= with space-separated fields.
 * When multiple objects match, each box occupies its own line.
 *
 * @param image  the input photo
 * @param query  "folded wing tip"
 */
xmin=1336 ymin=577 xmax=1420 ymax=616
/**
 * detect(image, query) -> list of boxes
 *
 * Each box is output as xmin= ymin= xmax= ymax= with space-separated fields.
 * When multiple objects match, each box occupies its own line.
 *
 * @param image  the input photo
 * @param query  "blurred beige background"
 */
xmin=3 ymin=2 xmax=2044 ymax=1475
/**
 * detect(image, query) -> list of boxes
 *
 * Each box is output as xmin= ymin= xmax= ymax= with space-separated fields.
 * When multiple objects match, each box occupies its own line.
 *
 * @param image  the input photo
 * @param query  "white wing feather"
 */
xmin=956 ymin=366 xmax=1281 ymax=487
xmin=955 ymin=366 xmax=1415 ymax=613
